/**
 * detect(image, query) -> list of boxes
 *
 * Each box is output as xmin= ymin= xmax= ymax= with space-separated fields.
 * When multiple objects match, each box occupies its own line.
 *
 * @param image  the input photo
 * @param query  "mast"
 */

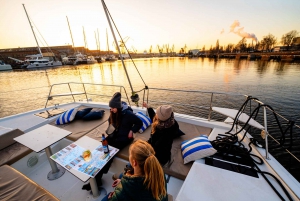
xmin=94 ymin=31 xmax=99 ymax=51
xmin=101 ymin=0 xmax=134 ymax=93
xmin=97 ymin=28 xmax=100 ymax=54
xmin=22 ymin=4 xmax=42 ymax=56
xmin=83 ymin=26 xmax=87 ymax=54
xmin=106 ymin=28 xmax=109 ymax=53
xmin=66 ymin=16 xmax=76 ymax=52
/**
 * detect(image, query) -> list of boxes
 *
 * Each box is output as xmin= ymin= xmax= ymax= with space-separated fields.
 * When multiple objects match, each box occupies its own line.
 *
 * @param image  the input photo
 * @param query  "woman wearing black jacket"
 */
xmin=143 ymin=102 xmax=179 ymax=166
xmin=107 ymin=93 xmax=143 ymax=150
xmin=82 ymin=92 xmax=143 ymax=191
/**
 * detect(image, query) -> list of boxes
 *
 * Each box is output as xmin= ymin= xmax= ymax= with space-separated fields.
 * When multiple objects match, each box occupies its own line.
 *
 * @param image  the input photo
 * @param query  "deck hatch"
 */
xmin=27 ymin=156 xmax=39 ymax=167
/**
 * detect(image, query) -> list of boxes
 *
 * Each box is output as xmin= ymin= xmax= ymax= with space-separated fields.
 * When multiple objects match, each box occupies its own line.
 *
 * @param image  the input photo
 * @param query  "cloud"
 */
xmin=229 ymin=20 xmax=257 ymax=42
xmin=220 ymin=28 xmax=224 ymax=34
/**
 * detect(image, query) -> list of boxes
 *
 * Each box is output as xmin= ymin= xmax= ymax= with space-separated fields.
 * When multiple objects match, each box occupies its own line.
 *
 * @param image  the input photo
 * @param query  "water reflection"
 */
xmin=256 ymin=60 xmax=269 ymax=74
xmin=274 ymin=62 xmax=287 ymax=74
xmin=233 ymin=59 xmax=242 ymax=72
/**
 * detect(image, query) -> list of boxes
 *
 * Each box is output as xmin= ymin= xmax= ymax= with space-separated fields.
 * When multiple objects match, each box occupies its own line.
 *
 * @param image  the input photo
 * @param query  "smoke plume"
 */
xmin=229 ymin=20 xmax=257 ymax=42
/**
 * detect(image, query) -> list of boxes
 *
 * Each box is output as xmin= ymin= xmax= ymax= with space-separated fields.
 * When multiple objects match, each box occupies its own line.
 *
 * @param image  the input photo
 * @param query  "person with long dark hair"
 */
xmin=106 ymin=92 xmax=143 ymax=150
xmin=102 ymin=139 xmax=168 ymax=201
xmin=82 ymin=92 xmax=143 ymax=191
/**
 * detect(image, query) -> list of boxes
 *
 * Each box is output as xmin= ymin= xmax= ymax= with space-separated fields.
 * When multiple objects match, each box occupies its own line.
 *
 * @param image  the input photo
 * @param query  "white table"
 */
xmin=175 ymin=162 xmax=281 ymax=201
xmin=14 ymin=124 xmax=72 ymax=180
xmin=52 ymin=136 xmax=119 ymax=198
xmin=212 ymin=107 xmax=264 ymax=129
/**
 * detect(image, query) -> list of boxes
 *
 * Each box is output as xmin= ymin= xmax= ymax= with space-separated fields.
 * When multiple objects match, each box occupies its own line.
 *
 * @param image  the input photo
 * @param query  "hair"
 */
xmin=151 ymin=115 xmax=159 ymax=134
xmin=129 ymin=140 xmax=166 ymax=200
xmin=109 ymin=108 xmax=122 ymax=128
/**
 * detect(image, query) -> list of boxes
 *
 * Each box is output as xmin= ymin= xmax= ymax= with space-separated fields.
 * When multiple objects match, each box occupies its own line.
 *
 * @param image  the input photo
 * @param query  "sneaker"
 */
xmin=82 ymin=183 xmax=91 ymax=191
xmin=81 ymin=180 xmax=102 ymax=191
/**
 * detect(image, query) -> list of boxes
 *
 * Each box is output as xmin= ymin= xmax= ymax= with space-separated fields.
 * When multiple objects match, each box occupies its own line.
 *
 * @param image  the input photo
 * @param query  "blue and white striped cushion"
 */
xmin=181 ymin=135 xmax=217 ymax=164
xmin=55 ymin=107 xmax=79 ymax=125
xmin=135 ymin=112 xmax=152 ymax=133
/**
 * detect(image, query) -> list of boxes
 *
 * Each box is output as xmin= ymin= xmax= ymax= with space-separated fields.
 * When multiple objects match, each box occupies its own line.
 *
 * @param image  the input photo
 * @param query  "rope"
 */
xmin=29 ymin=17 xmax=59 ymax=61
xmin=211 ymin=136 xmax=293 ymax=200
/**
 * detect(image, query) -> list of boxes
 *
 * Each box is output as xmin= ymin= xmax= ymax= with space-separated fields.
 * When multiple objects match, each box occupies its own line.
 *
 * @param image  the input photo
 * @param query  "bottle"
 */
xmin=102 ymin=134 xmax=109 ymax=154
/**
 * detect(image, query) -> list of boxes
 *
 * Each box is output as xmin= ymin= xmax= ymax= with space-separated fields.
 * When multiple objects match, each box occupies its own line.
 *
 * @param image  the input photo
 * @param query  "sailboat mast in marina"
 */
xmin=21 ymin=4 xmax=62 ymax=68
xmin=23 ymin=4 xmax=42 ymax=57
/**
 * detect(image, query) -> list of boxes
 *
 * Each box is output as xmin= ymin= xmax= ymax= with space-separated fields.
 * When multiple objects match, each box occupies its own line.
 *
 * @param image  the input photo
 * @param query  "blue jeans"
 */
xmin=101 ymin=194 xmax=109 ymax=201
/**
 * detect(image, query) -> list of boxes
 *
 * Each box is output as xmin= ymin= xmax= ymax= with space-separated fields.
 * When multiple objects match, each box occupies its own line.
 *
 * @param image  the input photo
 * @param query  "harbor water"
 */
xmin=0 ymin=57 xmax=299 ymax=180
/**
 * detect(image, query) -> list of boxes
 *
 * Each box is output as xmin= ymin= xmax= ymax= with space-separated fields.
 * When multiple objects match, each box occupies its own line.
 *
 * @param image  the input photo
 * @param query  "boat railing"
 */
xmin=1 ymin=82 xmax=298 ymax=179
xmin=139 ymin=87 xmax=299 ymax=176
xmin=44 ymin=82 xmax=131 ymax=108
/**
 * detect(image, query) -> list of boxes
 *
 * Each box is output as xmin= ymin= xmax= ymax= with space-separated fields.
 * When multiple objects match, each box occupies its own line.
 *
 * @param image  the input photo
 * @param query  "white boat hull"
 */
xmin=0 ymin=64 xmax=12 ymax=71
xmin=26 ymin=61 xmax=62 ymax=68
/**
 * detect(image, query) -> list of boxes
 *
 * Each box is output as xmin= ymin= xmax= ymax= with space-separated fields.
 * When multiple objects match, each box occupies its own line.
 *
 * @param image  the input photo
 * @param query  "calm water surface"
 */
xmin=0 ymin=57 xmax=300 ymax=180
xmin=1 ymin=57 xmax=299 ymax=120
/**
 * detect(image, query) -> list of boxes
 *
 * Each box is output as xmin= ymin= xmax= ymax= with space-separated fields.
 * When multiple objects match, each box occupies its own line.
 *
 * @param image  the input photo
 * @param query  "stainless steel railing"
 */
xmin=1 ymin=83 xmax=299 ymax=166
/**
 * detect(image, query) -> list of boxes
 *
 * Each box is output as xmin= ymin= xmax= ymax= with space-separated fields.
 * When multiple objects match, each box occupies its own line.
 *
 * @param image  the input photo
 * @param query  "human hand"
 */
xmin=128 ymin=130 xmax=133 ymax=139
xmin=142 ymin=102 xmax=148 ymax=108
xmin=112 ymin=179 xmax=121 ymax=187
xmin=108 ymin=192 xmax=115 ymax=199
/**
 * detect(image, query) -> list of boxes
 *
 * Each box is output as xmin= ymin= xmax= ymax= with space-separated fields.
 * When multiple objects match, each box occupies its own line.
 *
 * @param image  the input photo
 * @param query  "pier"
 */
xmin=194 ymin=51 xmax=300 ymax=62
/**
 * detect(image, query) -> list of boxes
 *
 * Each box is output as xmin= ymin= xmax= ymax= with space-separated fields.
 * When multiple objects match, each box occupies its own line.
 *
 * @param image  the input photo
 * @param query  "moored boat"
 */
xmin=21 ymin=4 xmax=62 ymax=69
xmin=0 ymin=60 xmax=12 ymax=71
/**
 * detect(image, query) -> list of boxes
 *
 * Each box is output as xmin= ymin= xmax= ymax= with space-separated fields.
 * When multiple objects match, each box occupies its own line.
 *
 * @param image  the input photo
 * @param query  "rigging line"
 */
xmin=103 ymin=1 xmax=147 ymax=88
xmin=266 ymin=106 xmax=300 ymax=129
xmin=22 ymin=4 xmax=42 ymax=56
xmin=101 ymin=0 xmax=134 ymax=94
xmin=267 ymin=133 xmax=300 ymax=163
xmin=29 ymin=17 xmax=58 ymax=61
xmin=0 ymin=86 xmax=50 ymax=93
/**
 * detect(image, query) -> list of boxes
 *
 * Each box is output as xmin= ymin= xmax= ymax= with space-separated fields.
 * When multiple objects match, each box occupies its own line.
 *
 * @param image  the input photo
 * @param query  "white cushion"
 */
xmin=135 ymin=112 xmax=152 ymax=133
xmin=55 ymin=107 xmax=79 ymax=125
xmin=181 ymin=135 xmax=217 ymax=164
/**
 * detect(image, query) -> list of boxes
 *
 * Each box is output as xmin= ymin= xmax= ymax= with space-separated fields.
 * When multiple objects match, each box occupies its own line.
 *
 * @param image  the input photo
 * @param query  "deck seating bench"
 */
xmin=50 ymin=107 xmax=213 ymax=180
xmin=50 ymin=107 xmax=110 ymax=141
xmin=0 ymin=129 xmax=32 ymax=167
xmin=0 ymin=164 xmax=59 ymax=201
xmin=86 ymin=120 xmax=212 ymax=180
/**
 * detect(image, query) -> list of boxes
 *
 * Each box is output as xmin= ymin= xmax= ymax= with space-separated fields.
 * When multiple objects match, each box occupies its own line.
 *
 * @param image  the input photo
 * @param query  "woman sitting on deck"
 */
xmin=102 ymin=139 xmax=168 ymax=201
xmin=106 ymin=92 xmax=143 ymax=149
xmin=143 ymin=102 xmax=179 ymax=167
xmin=82 ymin=92 xmax=143 ymax=191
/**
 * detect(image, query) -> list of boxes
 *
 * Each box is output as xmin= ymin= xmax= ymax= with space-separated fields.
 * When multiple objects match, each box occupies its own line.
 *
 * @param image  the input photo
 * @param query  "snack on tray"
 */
xmin=82 ymin=150 xmax=92 ymax=161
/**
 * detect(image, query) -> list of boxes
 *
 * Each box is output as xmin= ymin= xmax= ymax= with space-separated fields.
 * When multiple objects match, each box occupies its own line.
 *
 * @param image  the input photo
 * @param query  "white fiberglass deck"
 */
xmin=212 ymin=107 xmax=264 ymax=129
xmin=176 ymin=162 xmax=283 ymax=201
xmin=11 ymin=140 xmax=183 ymax=201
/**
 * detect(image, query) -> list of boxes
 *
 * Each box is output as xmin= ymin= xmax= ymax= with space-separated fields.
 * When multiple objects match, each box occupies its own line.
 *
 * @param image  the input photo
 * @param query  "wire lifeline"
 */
xmin=102 ymin=0 xmax=148 ymax=103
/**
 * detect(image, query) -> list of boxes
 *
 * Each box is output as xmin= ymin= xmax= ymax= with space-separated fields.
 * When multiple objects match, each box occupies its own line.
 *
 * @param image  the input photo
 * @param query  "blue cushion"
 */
xmin=55 ymin=107 xmax=79 ymax=125
xmin=82 ymin=110 xmax=105 ymax=121
xmin=75 ymin=108 xmax=93 ymax=120
xmin=181 ymin=135 xmax=217 ymax=164
xmin=135 ymin=112 xmax=152 ymax=133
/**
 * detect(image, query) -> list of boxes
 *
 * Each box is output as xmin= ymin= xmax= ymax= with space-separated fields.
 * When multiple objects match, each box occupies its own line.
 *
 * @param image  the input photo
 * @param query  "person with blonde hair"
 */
xmin=102 ymin=139 xmax=168 ymax=201
xmin=143 ymin=102 xmax=179 ymax=166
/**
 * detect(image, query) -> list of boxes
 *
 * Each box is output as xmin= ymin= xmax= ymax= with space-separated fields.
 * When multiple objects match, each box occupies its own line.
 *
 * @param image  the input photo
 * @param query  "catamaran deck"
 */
xmin=1 ymin=101 xmax=299 ymax=200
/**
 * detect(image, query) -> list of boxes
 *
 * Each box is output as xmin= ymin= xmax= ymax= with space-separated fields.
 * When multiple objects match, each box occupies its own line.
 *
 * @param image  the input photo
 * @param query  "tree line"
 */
xmin=189 ymin=30 xmax=299 ymax=54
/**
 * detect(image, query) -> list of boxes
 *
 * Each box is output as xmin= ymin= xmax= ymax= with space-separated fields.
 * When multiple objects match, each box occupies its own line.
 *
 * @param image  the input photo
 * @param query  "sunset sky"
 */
xmin=0 ymin=0 xmax=299 ymax=52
